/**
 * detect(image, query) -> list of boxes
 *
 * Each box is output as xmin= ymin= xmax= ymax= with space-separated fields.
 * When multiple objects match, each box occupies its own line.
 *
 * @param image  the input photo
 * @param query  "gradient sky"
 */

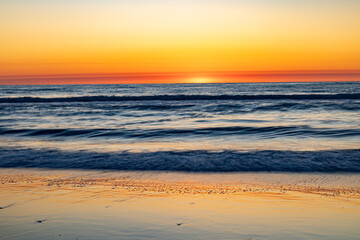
xmin=0 ymin=0 xmax=360 ymax=84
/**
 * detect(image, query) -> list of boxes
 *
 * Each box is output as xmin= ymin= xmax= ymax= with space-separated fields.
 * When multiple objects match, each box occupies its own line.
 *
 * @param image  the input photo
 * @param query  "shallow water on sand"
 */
xmin=0 ymin=169 xmax=359 ymax=240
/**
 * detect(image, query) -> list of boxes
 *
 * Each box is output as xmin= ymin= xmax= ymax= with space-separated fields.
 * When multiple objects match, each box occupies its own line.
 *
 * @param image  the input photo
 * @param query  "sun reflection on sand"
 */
xmin=0 ymin=169 xmax=360 ymax=240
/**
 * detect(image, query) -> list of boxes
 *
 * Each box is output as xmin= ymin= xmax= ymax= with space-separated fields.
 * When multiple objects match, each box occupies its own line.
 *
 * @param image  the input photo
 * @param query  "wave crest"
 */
xmin=1 ymin=93 xmax=359 ymax=103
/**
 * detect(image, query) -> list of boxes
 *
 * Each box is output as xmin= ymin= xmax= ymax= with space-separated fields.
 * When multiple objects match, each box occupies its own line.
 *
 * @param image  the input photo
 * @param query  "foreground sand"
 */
xmin=0 ymin=168 xmax=360 ymax=240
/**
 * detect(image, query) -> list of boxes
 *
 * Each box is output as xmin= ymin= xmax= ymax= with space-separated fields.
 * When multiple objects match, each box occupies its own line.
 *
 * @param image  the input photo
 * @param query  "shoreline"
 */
xmin=1 ymin=168 xmax=359 ymax=199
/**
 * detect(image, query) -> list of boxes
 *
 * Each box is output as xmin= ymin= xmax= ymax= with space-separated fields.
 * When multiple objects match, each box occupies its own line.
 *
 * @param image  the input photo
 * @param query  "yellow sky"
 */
xmin=0 ymin=0 xmax=359 ymax=83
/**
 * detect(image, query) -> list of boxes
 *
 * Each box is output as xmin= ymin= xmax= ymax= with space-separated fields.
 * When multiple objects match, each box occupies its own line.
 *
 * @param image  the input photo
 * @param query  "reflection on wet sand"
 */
xmin=0 ymin=169 xmax=359 ymax=240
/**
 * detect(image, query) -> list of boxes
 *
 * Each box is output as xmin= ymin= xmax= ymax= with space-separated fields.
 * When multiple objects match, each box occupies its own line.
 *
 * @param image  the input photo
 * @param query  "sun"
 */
xmin=188 ymin=77 xmax=214 ymax=84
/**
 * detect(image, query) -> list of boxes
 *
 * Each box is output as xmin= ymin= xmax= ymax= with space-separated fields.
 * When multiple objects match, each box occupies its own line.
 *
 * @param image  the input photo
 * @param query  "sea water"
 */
xmin=0 ymin=82 xmax=359 ymax=172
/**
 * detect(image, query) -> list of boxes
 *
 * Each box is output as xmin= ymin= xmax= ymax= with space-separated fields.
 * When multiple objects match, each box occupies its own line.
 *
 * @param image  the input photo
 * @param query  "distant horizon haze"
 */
xmin=0 ymin=69 xmax=359 ymax=85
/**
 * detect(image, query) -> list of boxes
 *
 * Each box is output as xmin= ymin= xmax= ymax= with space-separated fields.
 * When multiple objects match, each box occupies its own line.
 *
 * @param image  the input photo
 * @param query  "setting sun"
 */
xmin=188 ymin=77 xmax=214 ymax=84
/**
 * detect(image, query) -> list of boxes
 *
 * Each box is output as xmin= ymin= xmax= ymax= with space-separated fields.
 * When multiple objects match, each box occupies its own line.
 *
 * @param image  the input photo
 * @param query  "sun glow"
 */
xmin=188 ymin=77 xmax=214 ymax=84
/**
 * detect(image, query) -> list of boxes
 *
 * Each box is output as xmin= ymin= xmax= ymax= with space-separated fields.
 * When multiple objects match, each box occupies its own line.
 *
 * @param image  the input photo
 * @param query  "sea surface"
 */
xmin=0 ymin=82 xmax=359 ymax=172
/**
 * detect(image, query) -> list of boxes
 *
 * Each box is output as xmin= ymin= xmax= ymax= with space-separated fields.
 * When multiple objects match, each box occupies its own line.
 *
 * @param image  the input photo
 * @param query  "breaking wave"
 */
xmin=1 ymin=126 xmax=360 ymax=139
xmin=0 ymin=147 xmax=359 ymax=172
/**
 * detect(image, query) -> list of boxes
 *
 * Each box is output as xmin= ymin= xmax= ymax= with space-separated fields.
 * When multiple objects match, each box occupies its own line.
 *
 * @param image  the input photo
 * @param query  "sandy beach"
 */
xmin=1 ymin=168 xmax=359 ymax=240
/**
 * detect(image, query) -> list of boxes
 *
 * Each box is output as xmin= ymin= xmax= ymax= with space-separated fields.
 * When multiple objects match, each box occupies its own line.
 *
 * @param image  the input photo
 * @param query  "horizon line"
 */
xmin=1 ymin=69 xmax=359 ymax=85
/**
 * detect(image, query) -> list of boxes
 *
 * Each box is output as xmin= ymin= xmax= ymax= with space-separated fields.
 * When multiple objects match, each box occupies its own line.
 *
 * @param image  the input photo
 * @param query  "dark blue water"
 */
xmin=0 ymin=82 xmax=359 ymax=172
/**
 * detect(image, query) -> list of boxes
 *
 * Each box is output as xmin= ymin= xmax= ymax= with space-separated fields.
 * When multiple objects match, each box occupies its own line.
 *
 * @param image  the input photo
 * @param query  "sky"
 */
xmin=0 ymin=0 xmax=359 ymax=84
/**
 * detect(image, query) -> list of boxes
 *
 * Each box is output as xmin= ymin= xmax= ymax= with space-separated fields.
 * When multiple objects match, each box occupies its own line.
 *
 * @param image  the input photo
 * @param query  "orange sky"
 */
xmin=0 ymin=0 xmax=359 ymax=84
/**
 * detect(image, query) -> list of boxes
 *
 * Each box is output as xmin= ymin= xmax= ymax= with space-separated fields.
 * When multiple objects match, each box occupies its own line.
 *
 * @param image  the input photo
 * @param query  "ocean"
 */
xmin=0 ymin=82 xmax=359 ymax=172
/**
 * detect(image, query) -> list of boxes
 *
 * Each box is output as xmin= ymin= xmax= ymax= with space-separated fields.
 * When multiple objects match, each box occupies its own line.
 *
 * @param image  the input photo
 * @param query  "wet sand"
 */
xmin=0 ymin=168 xmax=359 ymax=240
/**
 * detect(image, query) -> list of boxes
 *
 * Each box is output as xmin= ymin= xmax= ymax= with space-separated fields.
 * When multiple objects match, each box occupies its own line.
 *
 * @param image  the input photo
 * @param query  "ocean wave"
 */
xmin=0 ymin=93 xmax=359 ymax=103
xmin=0 ymin=147 xmax=359 ymax=172
xmin=1 ymin=126 xmax=359 ymax=139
